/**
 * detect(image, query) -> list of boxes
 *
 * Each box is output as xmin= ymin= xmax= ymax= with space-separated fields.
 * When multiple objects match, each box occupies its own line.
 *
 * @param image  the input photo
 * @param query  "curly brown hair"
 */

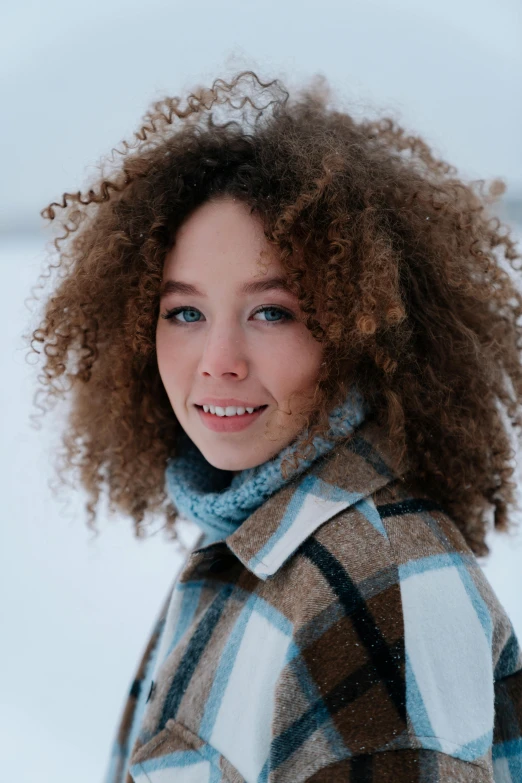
xmin=26 ymin=69 xmax=522 ymax=559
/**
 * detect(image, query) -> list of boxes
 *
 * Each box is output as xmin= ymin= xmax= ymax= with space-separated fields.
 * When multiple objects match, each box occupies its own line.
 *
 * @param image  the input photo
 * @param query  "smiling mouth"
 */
xmin=195 ymin=404 xmax=268 ymax=417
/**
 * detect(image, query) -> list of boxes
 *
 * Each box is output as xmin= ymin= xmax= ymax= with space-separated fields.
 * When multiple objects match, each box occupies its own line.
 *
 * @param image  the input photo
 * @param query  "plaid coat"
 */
xmin=103 ymin=417 xmax=522 ymax=782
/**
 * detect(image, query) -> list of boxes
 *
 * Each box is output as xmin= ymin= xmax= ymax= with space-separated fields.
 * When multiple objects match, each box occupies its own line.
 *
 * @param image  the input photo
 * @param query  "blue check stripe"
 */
xmin=159 ymin=584 xmax=235 ymax=731
xmin=200 ymin=594 xmax=262 ymax=739
xmin=399 ymin=553 xmax=493 ymax=645
xmin=302 ymin=536 xmax=407 ymax=720
xmin=247 ymin=474 xmax=364 ymax=575
xmin=495 ymin=633 xmax=521 ymax=681
xmin=405 ymin=649 xmax=439 ymax=747
xmin=167 ymin=583 xmax=205 ymax=654
xmin=131 ymin=744 xmax=222 ymax=778
xmin=354 ymin=496 xmax=388 ymax=536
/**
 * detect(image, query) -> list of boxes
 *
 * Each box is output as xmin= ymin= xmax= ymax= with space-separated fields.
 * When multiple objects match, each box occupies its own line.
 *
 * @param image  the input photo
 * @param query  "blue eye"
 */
xmin=160 ymin=305 xmax=294 ymax=324
xmin=161 ymin=307 xmax=202 ymax=323
xmin=252 ymin=306 xmax=293 ymax=323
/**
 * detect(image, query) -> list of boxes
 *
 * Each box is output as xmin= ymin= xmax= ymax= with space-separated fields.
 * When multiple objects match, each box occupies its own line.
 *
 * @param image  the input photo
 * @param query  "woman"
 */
xmin=28 ymin=71 xmax=522 ymax=782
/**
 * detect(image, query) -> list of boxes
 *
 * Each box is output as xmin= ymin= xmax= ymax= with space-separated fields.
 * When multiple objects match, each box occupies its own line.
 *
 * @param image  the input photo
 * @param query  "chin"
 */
xmin=204 ymin=453 xmax=256 ymax=472
xmin=200 ymin=445 xmax=267 ymax=473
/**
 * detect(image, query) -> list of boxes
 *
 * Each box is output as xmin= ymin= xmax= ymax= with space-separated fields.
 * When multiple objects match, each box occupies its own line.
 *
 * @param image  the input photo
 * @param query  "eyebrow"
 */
xmin=159 ymin=275 xmax=296 ymax=298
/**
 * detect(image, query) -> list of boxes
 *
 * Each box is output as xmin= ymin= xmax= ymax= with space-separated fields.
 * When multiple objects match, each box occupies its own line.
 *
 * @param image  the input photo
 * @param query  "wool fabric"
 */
xmin=165 ymin=385 xmax=370 ymax=545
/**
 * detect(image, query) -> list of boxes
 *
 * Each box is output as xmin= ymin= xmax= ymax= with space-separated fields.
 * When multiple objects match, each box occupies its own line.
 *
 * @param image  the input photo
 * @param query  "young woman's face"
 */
xmin=156 ymin=197 xmax=324 ymax=471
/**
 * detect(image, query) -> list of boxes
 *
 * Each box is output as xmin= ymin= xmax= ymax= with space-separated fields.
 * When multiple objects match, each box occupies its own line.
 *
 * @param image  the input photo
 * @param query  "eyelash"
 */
xmin=160 ymin=304 xmax=295 ymax=326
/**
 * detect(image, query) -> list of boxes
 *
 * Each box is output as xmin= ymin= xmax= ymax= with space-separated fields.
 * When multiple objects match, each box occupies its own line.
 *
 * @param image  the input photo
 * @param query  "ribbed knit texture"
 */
xmin=165 ymin=385 xmax=369 ymax=545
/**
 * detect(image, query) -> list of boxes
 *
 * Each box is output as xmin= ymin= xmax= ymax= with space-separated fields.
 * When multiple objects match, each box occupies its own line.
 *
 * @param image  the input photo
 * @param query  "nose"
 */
xmin=197 ymin=321 xmax=248 ymax=380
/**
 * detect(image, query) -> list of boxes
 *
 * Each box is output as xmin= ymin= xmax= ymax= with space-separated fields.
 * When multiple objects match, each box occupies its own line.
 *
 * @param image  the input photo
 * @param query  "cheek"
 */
xmin=261 ymin=330 xmax=323 ymax=392
xmin=156 ymin=328 xmax=192 ymax=388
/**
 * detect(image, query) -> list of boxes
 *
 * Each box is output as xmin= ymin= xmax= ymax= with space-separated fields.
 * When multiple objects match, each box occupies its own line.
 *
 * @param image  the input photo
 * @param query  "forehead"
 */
xmin=163 ymin=198 xmax=279 ymax=279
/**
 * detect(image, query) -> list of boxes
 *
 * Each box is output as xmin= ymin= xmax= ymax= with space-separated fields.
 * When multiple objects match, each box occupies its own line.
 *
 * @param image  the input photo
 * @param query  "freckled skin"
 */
xmin=156 ymin=197 xmax=324 ymax=472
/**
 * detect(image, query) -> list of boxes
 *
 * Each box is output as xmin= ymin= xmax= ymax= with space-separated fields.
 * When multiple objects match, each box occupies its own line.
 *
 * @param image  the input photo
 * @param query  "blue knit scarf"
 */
xmin=165 ymin=385 xmax=369 ymax=546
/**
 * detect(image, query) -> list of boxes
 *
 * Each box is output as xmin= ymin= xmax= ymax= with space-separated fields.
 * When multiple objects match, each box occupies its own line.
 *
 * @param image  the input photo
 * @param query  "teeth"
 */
xmin=201 ymin=405 xmax=262 ymax=416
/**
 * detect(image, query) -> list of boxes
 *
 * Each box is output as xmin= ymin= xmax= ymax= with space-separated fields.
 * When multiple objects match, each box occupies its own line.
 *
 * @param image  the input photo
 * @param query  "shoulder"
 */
xmin=270 ymin=480 xmax=522 ymax=778
xmin=295 ymin=477 xmax=521 ymax=683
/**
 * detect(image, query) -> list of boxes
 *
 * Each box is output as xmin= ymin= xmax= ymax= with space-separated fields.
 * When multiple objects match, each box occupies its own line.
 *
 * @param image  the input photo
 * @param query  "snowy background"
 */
xmin=1 ymin=1 xmax=521 ymax=781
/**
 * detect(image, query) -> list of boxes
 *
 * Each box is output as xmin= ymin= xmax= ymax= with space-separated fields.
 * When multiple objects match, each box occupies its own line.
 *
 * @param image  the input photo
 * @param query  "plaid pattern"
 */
xmin=103 ymin=417 xmax=522 ymax=782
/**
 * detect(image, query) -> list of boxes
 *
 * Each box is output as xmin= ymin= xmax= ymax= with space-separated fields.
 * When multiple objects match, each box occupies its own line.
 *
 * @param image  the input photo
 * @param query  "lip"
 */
xmin=195 ymin=404 xmax=268 ymax=433
xmin=195 ymin=398 xmax=266 ymax=408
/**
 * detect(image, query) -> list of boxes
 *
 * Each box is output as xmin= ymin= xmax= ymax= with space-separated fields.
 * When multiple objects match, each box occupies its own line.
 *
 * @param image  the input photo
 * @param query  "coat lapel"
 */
xmin=201 ymin=417 xmax=402 ymax=580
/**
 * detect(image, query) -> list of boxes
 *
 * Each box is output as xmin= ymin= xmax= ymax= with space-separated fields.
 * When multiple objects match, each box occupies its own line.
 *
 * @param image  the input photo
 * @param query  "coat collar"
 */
xmin=194 ymin=417 xmax=401 ymax=581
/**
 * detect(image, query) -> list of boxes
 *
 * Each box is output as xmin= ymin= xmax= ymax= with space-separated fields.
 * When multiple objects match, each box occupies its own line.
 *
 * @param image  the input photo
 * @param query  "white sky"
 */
xmin=0 ymin=0 xmax=521 ymax=233
xmin=1 ymin=3 xmax=521 ymax=781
